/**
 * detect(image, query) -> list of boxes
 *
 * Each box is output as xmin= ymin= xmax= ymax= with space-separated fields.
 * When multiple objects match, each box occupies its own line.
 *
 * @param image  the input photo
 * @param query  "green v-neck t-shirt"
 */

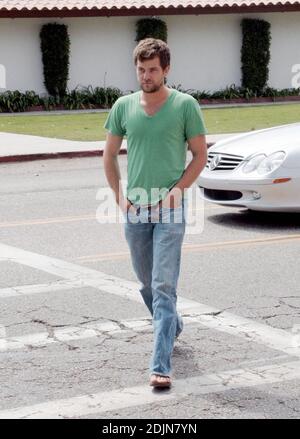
xmin=104 ymin=88 xmax=207 ymax=206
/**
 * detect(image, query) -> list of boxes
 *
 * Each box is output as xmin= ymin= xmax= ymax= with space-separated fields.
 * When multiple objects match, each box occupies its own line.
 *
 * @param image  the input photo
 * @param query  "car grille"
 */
xmin=203 ymin=188 xmax=243 ymax=201
xmin=206 ymin=152 xmax=244 ymax=171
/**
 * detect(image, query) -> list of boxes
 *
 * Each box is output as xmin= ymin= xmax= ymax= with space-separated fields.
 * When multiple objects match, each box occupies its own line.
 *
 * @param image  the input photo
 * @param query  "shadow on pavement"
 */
xmin=207 ymin=209 xmax=300 ymax=232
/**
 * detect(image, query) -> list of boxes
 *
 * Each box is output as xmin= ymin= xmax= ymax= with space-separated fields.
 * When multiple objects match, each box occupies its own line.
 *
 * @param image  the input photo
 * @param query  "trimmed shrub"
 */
xmin=40 ymin=23 xmax=70 ymax=100
xmin=241 ymin=18 xmax=271 ymax=94
xmin=136 ymin=17 xmax=168 ymax=42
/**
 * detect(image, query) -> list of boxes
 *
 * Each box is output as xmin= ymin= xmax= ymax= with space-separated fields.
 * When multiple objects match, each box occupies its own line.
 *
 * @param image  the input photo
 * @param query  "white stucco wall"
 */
xmin=0 ymin=12 xmax=299 ymax=94
xmin=167 ymin=12 xmax=300 ymax=91
xmin=0 ymin=16 xmax=138 ymax=93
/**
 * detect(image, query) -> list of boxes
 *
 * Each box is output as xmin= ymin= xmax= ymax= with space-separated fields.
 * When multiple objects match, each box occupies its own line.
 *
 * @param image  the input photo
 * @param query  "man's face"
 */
xmin=136 ymin=56 xmax=170 ymax=93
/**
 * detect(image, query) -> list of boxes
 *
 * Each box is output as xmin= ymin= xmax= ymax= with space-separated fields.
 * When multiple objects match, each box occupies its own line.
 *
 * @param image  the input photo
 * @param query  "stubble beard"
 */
xmin=141 ymin=79 xmax=165 ymax=94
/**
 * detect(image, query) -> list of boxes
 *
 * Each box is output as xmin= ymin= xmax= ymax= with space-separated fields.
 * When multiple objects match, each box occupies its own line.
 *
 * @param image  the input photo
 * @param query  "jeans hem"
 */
xmin=149 ymin=371 xmax=171 ymax=378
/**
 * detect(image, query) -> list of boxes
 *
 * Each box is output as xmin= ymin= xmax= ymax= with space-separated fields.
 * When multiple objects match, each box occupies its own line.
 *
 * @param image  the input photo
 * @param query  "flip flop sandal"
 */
xmin=150 ymin=374 xmax=172 ymax=388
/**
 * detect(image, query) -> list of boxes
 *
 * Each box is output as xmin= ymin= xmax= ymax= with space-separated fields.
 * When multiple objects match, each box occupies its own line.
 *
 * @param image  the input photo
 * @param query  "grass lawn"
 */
xmin=0 ymin=113 xmax=108 ymax=141
xmin=0 ymin=103 xmax=299 ymax=141
xmin=204 ymin=103 xmax=300 ymax=134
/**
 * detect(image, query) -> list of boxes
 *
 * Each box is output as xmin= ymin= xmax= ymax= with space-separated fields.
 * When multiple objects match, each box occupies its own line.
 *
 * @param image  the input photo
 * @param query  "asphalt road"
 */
xmin=0 ymin=156 xmax=299 ymax=419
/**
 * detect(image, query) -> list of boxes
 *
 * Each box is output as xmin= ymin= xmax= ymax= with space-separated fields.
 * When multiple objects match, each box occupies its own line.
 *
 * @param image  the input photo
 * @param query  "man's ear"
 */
xmin=164 ymin=65 xmax=170 ymax=77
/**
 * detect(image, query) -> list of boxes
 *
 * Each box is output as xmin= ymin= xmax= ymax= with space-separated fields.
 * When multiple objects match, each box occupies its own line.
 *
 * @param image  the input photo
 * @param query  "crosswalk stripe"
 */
xmin=0 ymin=279 xmax=86 ymax=298
xmin=0 ymin=318 xmax=150 ymax=351
xmin=0 ymin=243 xmax=212 ymax=310
xmin=0 ymin=359 xmax=299 ymax=418
xmin=1 ymin=242 xmax=300 ymax=418
xmin=1 ymin=309 xmax=299 ymax=358
xmin=0 ymin=243 xmax=299 ymax=358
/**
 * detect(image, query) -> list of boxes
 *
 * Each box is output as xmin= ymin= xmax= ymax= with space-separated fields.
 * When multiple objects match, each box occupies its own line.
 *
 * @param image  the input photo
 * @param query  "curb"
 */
xmin=0 ymin=148 xmax=128 ymax=164
xmin=0 ymin=142 xmax=215 ymax=164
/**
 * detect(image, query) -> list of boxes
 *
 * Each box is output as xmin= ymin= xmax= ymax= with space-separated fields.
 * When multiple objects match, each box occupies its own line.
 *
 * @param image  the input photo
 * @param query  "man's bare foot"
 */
xmin=150 ymin=374 xmax=172 ymax=388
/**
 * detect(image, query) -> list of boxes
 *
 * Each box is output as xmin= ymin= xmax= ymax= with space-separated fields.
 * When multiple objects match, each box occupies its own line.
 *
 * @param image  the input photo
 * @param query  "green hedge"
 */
xmin=1 ymin=85 xmax=300 ymax=112
xmin=241 ymin=18 xmax=271 ymax=94
xmin=62 ymin=86 xmax=123 ymax=110
xmin=171 ymin=84 xmax=300 ymax=101
xmin=40 ymin=23 xmax=70 ymax=100
xmin=0 ymin=90 xmax=41 ymax=112
xmin=135 ymin=17 xmax=168 ymax=42
xmin=0 ymin=87 xmax=123 ymax=112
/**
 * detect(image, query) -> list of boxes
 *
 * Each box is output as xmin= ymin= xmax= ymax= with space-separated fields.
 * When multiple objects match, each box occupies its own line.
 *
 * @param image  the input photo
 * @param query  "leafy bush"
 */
xmin=0 ymin=90 xmax=41 ymax=112
xmin=261 ymin=87 xmax=300 ymax=97
xmin=62 ymin=86 xmax=123 ymax=110
xmin=168 ymin=84 xmax=300 ymax=101
xmin=210 ymin=84 xmax=242 ymax=100
xmin=42 ymin=95 xmax=57 ymax=111
xmin=187 ymin=90 xmax=210 ymax=100
xmin=169 ymin=83 xmax=194 ymax=94
xmin=100 ymin=86 xmax=124 ymax=108
xmin=62 ymin=88 xmax=91 ymax=110
xmin=1 ymin=85 xmax=299 ymax=112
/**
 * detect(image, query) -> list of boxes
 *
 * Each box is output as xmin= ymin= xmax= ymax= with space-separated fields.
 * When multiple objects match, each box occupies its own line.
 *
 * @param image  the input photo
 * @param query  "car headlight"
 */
xmin=242 ymin=154 xmax=266 ymax=174
xmin=257 ymin=151 xmax=286 ymax=175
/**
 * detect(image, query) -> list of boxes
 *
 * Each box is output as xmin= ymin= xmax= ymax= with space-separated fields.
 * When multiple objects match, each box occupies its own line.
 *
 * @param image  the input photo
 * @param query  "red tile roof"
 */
xmin=0 ymin=0 xmax=300 ymax=10
xmin=0 ymin=0 xmax=299 ymax=15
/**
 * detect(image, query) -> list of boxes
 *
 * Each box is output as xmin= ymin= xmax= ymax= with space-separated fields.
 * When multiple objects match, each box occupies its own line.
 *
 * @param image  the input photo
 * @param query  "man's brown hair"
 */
xmin=133 ymin=38 xmax=170 ymax=70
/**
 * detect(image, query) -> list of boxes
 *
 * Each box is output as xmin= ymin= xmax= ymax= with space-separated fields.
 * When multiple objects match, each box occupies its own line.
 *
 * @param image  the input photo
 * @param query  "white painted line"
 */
xmin=1 ymin=360 xmax=300 ymax=418
xmin=0 ymin=325 xmax=6 ymax=351
xmin=0 ymin=279 xmax=86 ymax=298
xmin=0 ymin=243 xmax=206 ymax=309
xmin=1 ymin=310 xmax=299 ymax=361
xmin=184 ymin=307 xmax=300 ymax=358
xmin=0 ymin=243 xmax=299 ymax=358
xmin=0 ymin=242 xmax=144 ymax=304
xmin=0 ymin=319 xmax=150 ymax=351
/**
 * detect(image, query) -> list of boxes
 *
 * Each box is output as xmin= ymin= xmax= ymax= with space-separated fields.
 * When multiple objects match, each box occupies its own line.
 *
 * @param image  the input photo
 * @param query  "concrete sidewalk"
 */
xmin=0 ymin=131 xmax=238 ymax=163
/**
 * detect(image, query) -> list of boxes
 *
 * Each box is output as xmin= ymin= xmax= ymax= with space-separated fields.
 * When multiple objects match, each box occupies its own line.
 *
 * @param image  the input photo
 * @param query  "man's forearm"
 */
xmin=103 ymin=154 xmax=124 ymax=204
xmin=174 ymin=152 xmax=207 ymax=192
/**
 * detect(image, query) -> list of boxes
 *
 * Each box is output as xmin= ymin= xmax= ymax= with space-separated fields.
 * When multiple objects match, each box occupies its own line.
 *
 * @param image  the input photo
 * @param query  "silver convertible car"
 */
xmin=198 ymin=122 xmax=300 ymax=212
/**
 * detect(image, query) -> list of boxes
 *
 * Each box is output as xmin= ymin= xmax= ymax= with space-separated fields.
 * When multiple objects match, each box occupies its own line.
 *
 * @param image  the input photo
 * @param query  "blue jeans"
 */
xmin=124 ymin=204 xmax=185 ymax=377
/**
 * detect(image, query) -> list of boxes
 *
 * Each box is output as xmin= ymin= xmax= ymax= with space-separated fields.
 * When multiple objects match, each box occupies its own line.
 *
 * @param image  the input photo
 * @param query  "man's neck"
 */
xmin=141 ymin=85 xmax=170 ymax=105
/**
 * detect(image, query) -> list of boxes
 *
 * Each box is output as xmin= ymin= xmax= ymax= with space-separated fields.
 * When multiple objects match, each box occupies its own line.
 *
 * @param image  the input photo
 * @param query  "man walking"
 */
xmin=104 ymin=38 xmax=207 ymax=388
